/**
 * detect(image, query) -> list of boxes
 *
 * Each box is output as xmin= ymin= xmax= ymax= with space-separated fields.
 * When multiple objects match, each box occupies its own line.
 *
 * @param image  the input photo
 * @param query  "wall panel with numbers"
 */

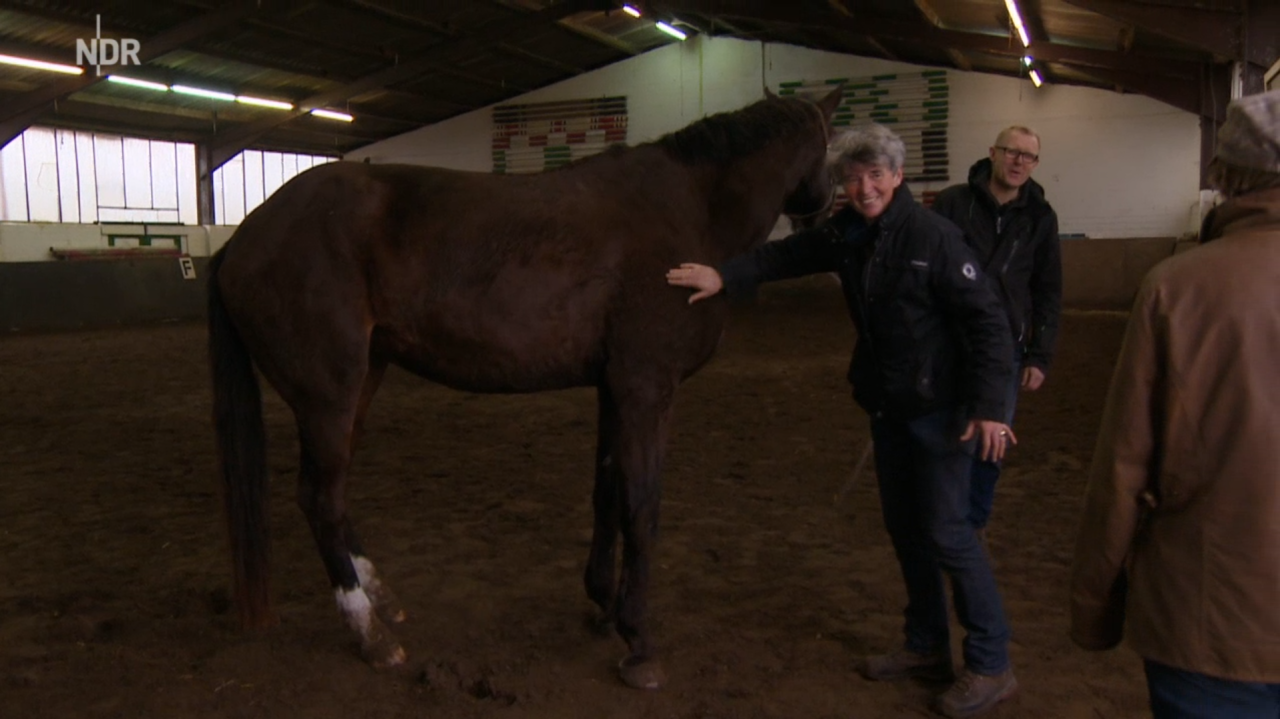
xmin=491 ymin=96 xmax=628 ymax=174
xmin=779 ymin=70 xmax=950 ymax=184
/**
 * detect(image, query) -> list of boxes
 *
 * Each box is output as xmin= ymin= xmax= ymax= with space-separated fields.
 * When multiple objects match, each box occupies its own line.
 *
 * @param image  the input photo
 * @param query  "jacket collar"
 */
xmin=1202 ymin=186 xmax=1280 ymax=242
xmin=967 ymin=157 xmax=1046 ymax=210
xmin=877 ymin=182 xmax=916 ymax=230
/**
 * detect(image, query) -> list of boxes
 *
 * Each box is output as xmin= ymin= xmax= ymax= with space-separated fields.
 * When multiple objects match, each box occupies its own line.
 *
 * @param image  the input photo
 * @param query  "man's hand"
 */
xmin=666 ymin=262 xmax=724 ymax=304
xmin=961 ymin=419 xmax=1017 ymax=462
xmin=1022 ymin=366 xmax=1046 ymax=391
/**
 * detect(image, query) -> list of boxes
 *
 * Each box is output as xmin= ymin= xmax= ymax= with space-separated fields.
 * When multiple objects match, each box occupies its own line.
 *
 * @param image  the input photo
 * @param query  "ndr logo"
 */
xmin=75 ymin=15 xmax=140 ymax=76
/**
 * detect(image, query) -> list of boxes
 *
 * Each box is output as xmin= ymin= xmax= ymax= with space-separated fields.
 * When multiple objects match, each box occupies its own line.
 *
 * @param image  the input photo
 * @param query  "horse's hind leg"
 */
xmin=295 ymin=392 xmax=405 ymax=668
xmin=584 ymin=384 xmax=622 ymax=631
xmin=340 ymin=360 xmax=406 ymax=626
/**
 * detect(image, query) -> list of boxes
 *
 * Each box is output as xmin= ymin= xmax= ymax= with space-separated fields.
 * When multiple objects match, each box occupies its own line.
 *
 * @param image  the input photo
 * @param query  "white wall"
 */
xmin=347 ymin=36 xmax=1201 ymax=239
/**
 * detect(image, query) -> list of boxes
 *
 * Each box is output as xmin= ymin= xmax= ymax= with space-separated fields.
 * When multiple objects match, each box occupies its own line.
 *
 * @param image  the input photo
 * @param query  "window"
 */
xmin=212 ymin=150 xmax=337 ymax=225
xmin=0 ymin=127 xmax=198 ymax=224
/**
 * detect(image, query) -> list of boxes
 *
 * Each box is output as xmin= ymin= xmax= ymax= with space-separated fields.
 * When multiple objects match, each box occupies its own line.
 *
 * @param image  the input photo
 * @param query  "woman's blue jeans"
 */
xmin=969 ymin=357 xmax=1022 ymax=529
xmin=871 ymin=408 xmax=1012 ymax=675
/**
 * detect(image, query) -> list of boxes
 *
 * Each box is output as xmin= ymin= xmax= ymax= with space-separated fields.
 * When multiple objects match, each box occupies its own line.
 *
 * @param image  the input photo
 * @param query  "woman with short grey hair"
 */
xmin=826 ymin=123 xmax=907 ymax=180
xmin=667 ymin=122 xmax=1019 ymax=718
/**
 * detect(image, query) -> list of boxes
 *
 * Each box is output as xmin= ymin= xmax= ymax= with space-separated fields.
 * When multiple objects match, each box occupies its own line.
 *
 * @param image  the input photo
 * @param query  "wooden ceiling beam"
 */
xmin=1062 ymin=64 xmax=1202 ymax=115
xmin=494 ymin=43 xmax=587 ymax=75
xmin=553 ymin=17 xmax=641 ymax=56
xmin=204 ymin=0 xmax=608 ymax=171
xmin=651 ymin=0 xmax=1200 ymax=78
xmin=865 ymin=37 xmax=900 ymax=62
xmin=1066 ymin=0 xmax=1277 ymax=94
xmin=1061 ymin=0 xmax=1242 ymax=60
xmin=0 ymin=2 xmax=256 ymax=150
xmin=329 ymin=0 xmax=455 ymax=37
xmin=1242 ymin=0 xmax=1280 ymax=93
xmin=911 ymin=0 xmax=972 ymax=72
xmin=947 ymin=48 xmax=973 ymax=72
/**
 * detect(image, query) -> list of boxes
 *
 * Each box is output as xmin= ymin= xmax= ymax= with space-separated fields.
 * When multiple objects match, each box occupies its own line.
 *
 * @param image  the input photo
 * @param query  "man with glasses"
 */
xmin=931 ymin=126 xmax=1062 ymax=540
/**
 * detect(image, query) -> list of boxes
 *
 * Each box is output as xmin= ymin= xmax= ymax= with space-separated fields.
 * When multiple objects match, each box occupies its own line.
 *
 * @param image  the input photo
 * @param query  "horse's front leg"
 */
xmin=584 ymin=385 xmax=622 ymax=632
xmin=608 ymin=379 xmax=675 ymax=690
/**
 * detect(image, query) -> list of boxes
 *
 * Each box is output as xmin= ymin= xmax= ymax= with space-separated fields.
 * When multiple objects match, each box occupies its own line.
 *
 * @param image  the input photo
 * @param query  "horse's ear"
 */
xmin=764 ymin=86 xmax=778 ymax=100
xmin=817 ymin=84 xmax=844 ymax=120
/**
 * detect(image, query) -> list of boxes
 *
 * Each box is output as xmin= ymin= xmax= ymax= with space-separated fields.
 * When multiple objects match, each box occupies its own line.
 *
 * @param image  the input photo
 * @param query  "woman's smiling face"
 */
xmin=841 ymin=160 xmax=903 ymax=221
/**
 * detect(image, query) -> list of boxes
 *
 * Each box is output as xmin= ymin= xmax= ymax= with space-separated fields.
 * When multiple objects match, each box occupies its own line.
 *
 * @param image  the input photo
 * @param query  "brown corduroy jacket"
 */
xmin=1069 ymin=186 xmax=1280 ymax=682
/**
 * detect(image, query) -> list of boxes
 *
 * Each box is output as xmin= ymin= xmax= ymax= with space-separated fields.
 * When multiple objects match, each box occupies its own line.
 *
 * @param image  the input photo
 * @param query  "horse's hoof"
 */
xmin=618 ymin=655 xmax=666 ymax=690
xmin=364 ymin=638 xmax=407 ymax=669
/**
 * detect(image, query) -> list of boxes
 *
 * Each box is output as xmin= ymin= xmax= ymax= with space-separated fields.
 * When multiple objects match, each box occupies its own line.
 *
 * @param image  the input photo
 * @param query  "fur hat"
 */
xmin=1215 ymin=88 xmax=1280 ymax=173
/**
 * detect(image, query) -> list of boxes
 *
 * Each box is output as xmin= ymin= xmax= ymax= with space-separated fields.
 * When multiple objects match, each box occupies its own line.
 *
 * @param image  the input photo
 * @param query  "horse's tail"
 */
xmin=207 ymin=247 xmax=273 ymax=629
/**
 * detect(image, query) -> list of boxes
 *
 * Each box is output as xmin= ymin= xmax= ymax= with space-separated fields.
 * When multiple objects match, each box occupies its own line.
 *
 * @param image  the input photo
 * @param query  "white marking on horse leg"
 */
xmin=352 ymin=555 xmax=380 ymax=588
xmin=352 ymin=554 xmax=405 ymax=622
xmin=334 ymin=586 xmax=374 ymax=637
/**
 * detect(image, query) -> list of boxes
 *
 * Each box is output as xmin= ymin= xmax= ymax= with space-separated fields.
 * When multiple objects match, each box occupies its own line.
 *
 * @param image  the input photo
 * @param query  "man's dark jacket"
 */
xmin=719 ymin=185 xmax=1013 ymax=422
xmin=930 ymin=158 xmax=1062 ymax=371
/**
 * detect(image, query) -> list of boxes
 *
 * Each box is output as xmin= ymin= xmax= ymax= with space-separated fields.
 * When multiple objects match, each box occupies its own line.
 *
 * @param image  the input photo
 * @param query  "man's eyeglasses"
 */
xmin=996 ymin=146 xmax=1039 ymax=163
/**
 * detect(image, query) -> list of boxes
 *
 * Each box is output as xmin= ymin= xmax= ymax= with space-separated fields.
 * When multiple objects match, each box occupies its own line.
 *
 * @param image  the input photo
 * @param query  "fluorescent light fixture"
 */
xmin=172 ymin=84 xmax=236 ymax=101
xmin=310 ymin=109 xmax=354 ymax=122
xmin=237 ymin=95 xmax=294 ymax=110
xmin=107 ymin=75 xmax=168 ymax=91
xmin=655 ymin=20 xmax=687 ymax=40
xmin=622 ymin=4 xmax=641 ymax=17
xmin=1023 ymin=55 xmax=1033 ymax=66
xmin=1030 ymin=69 xmax=1044 ymax=87
xmin=1004 ymin=0 xmax=1031 ymax=47
xmin=0 ymin=52 xmax=84 ymax=75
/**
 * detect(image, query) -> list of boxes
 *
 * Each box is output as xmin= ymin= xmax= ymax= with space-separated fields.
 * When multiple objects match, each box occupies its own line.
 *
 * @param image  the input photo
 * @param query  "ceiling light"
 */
xmin=237 ymin=95 xmax=294 ymax=110
xmin=311 ymin=109 xmax=354 ymax=122
xmin=1004 ymin=0 xmax=1031 ymax=47
xmin=655 ymin=21 xmax=687 ymax=40
xmin=0 ymin=52 xmax=84 ymax=75
xmin=1022 ymin=55 xmax=1033 ymax=66
xmin=622 ymin=4 xmax=641 ymax=17
xmin=1030 ymin=69 xmax=1044 ymax=87
xmin=107 ymin=75 xmax=168 ymax=91
xmin=172 ymin=84 xmax=236 ymax=101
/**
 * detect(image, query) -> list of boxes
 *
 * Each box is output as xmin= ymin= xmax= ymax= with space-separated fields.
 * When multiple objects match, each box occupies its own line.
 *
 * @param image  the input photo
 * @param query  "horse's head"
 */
xmin=779 ymin=85 xmax=843 ymax=223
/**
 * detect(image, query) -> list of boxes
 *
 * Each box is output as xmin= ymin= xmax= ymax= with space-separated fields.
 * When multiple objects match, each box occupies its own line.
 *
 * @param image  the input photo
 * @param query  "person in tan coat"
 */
xmin=1070 ymin=88 xmax=1280 ymax=717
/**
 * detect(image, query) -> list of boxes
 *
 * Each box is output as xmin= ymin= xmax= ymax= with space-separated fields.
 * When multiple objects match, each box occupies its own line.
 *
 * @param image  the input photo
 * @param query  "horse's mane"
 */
xmin=653 ymin=96 xmax=819 ymax=164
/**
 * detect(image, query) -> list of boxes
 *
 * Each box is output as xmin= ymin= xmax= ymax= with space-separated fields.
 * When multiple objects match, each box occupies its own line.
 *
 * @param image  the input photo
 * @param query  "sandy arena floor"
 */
xmin=0 ymin=277 xmax=1146 ymax=718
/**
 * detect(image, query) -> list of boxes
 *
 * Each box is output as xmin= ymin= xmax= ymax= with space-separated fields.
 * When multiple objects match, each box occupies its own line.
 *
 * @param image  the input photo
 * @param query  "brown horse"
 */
xmin=207 ymin=86 xmax=842 ymax=689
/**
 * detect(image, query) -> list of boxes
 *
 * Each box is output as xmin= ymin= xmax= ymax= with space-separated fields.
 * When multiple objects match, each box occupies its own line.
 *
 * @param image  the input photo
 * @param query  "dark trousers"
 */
xmin=871 ymin=408 xmax=1012 ymax=675
xmin=968 ymin=356 xmax=1022 ymax=529
xmin=1146 ymin=660 xmax=1280 ymax=718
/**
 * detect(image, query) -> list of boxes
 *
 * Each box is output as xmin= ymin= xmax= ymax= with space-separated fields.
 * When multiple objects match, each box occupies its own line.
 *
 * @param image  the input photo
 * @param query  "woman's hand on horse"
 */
xmin=960 ymin=419 xmax=1017 ymax=463
xmin=666 ymin=263 xmax=724 ymax=304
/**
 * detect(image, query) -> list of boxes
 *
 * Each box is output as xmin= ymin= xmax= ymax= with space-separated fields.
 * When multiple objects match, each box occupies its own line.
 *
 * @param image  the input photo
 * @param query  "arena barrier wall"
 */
xmin=0 ymin=256 xmax=211 ymax=332
xmin=0 ymin=221 xmax=1194 ymax=331
xmin=1059 ymin=236 xmax=1197 ymax=309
